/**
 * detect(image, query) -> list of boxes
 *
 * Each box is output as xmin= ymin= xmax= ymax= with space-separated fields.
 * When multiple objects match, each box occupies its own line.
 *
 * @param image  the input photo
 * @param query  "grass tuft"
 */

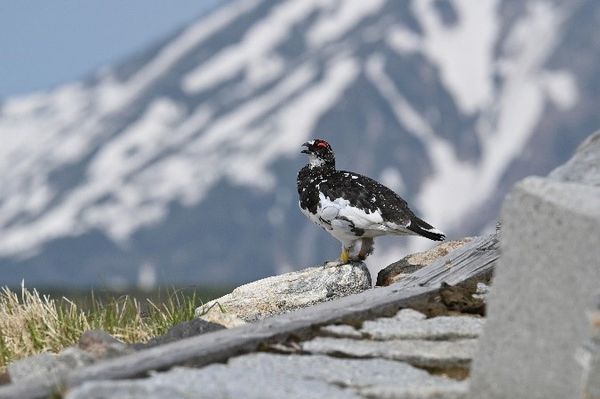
xmin=0 ymin=284 xmax=203 ymax=371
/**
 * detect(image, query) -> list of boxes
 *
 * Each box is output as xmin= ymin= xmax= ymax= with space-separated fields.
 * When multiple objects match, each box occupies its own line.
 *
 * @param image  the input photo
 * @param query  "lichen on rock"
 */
xmin=196 ymin=262 xmax=371 ymax=324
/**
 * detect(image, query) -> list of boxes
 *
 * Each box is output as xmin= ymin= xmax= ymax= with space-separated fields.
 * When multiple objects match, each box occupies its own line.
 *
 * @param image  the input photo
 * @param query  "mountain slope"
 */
xmin=1 ymin=0 xmax=598 ymax=287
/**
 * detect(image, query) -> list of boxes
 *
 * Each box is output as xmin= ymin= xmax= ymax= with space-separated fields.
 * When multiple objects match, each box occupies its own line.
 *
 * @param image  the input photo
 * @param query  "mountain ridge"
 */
xmin=1 ymin=0 xmax=598 ymax=287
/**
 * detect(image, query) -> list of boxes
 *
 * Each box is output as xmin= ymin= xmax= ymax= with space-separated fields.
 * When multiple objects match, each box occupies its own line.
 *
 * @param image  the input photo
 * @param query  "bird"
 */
xmin=297 ymin=139 xmax=445 ymax=264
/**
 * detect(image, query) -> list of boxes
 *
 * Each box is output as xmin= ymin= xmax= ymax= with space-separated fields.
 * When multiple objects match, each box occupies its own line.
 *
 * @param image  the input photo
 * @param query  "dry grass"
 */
xmin=0 ymin=283 xmax=201 ymax=370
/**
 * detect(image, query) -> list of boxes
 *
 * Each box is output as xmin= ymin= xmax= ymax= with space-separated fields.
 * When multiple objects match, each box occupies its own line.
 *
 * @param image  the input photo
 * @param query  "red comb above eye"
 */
xmin=316 ymin=141 xmax=329 ymax=148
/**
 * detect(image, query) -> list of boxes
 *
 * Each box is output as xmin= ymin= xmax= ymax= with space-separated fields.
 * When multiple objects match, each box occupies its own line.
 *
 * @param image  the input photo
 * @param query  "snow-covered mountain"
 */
xmin=1 ymin=0 xmax=598 ymax=288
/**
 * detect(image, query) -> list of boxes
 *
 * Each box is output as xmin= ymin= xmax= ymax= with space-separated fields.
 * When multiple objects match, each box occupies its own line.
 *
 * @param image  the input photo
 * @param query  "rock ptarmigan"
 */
xmin=297 ymin=139 xmax=445 ymax=264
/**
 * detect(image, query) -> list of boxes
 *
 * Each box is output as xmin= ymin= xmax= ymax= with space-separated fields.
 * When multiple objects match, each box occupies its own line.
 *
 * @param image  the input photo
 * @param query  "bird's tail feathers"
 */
xmin=407 ymin=217 xmax=445 ymax=241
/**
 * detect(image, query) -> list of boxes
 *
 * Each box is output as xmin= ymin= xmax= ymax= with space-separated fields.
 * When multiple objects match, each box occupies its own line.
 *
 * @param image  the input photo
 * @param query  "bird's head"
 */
xmin=301 ymin=139 xmax=335 ymax=169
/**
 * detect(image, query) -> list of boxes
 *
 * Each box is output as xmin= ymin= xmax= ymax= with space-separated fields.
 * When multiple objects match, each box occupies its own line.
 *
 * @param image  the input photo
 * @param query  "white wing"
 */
xmin=318 ymin=193 xmax=385 ymax=230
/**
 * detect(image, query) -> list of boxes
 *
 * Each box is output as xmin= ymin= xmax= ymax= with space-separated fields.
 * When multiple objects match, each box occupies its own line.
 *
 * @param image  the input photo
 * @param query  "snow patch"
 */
xmin=0 ymin=56 xmax=359 ymax=257
xmin=223 ymin=56 xmax=359 ymax=189
xmin=367 ymin=54 xmax=484 ymax=229
xmin=0 ymin=98 xmax=185 ymax=254
xmin=366 ymin=0 xmax=573 ymax=232
xmin=411 ymin=0 xmax=499 ymax=114
xmin=379 ymin=167 xmax=405 ymax=193
xmin=386 ymin=26 xmax=421 ymax=54
xmin=183 ymin=0 xmax=324 ymax=94
xmin=540 ymin=70 xmax=579 ymax=110
xmin=306 ymin=0 xmax=387 ymax=48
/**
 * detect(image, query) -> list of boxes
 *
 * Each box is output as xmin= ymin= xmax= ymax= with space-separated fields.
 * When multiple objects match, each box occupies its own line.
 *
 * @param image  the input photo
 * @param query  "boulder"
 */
xmin=196 ymin=262 xmax=371 ymax=324
xmin=469 ymin=176 xmax=600 ymax=399
xmin=8 ymin=347 xmax=94 ymax=385
xmin=377 ymin=238 xmax=473 ymax=286
xmin=78 ymin=330 xmax=133 ymax=359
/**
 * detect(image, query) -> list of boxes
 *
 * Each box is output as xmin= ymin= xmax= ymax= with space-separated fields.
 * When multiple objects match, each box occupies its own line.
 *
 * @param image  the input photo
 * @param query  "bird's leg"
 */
xmin=357 ymin=237 xmax=374 ymax=260
xmin=340 ymin=247 xmax=351 ymax=263
xmin=324 ymin=243 xmax=357 ymax=267
xmin=339 ymin=242 xmax=357 ymax=264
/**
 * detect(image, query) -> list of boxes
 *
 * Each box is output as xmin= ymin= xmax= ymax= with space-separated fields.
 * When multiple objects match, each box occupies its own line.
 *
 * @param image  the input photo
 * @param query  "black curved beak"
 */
xmin=301 ymin=142 xmax=311 ymax=154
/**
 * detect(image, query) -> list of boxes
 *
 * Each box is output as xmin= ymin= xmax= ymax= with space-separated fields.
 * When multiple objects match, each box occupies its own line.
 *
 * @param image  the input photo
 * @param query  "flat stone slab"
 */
xmin=361 ymin=309 xmax=485 ymax=341
xmin=67 ymin=353 xmax=465 ymax=399
xmin=197 ymin=262 xmax=371 ymax=324
xmin=301 ymin=337 xmax=477 ymax=369
xmin=318 ymin=309 xmax=484 ymax=341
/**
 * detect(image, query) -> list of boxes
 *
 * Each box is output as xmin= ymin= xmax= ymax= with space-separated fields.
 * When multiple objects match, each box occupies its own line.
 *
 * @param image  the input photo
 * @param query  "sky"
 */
xmin=0 ymin=0 xmax=220 ymax=100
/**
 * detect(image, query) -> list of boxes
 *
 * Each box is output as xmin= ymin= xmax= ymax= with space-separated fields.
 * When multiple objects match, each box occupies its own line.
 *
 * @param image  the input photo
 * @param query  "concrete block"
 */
xmin=469 ymin=177 xmax=600 ymax=399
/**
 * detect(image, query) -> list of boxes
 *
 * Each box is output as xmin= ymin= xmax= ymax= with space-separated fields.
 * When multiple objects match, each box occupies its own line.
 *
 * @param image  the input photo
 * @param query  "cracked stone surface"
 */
xmin=67 ymin=353 xmax=466 ymax=399
xmin=301 ymin=337 xmax=477 ymax=369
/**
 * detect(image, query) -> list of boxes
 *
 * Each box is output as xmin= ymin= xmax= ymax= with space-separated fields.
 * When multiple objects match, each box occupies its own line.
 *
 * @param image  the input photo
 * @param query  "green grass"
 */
xmin=0 ymin=284 xmax=227 ymax=371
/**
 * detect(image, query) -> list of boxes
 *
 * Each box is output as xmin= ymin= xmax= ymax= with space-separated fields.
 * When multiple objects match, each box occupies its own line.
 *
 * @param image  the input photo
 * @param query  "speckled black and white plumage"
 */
xmin=297 ymin=139 xmax=445 ymax=263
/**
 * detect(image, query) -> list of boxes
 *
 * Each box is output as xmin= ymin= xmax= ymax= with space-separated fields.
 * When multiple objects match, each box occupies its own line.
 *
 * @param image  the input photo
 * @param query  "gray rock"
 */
xmin=67 ymin=353 xmax=463 ymax=399
xmin=549 ymin=130 xmax=600 ymax=186
xmin=301 ymin=337 xmax=477 ymax=369
xmin=361 ymin=310 xmax=485 ymax=341
xmin=196 ymin=262 xmax=371 ymax=323
xmin=377 ymin=238 xmax=473 ymax=286
xmin=8 ymin=353 xmax=58 ymax=383
xmin=469 ymin=177 xmax=600 ymax=399
xmin=136 ymin=318 xmax=226 ymax=349
xmin=8 ymin=347 xmax=94 ymax=384
xmin=389 ymin=234 xmax=498 ymax=300
xmin=79 ymin=330 xmax=133 ymax=359
xmin=227 ymin=353 xmax=460 ymax=391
